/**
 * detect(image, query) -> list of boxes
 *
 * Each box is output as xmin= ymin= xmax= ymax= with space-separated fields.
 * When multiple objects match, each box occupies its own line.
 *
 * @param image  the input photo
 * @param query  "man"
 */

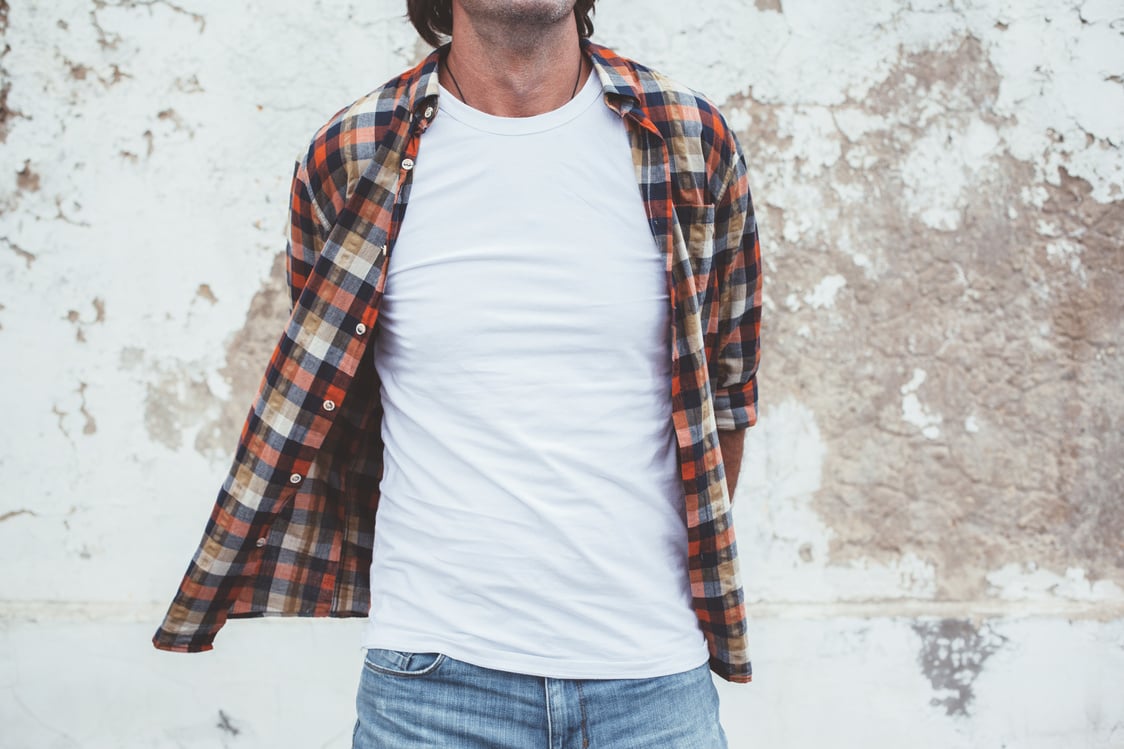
xmin=153 ymin=0 xmax=762 ymax=745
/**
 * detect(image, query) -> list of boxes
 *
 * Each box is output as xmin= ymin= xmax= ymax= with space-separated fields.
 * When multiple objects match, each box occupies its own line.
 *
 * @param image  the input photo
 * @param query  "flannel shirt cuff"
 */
xmin=152 ymin=627 xmax=216 ymax=653
xmin=713 ymin=377 xmax=758 ymax=431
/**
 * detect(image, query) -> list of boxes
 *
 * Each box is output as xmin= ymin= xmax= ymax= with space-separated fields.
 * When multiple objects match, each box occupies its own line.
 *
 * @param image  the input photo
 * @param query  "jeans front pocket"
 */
xmin=362 ymin=647 xmax=447 ymax=678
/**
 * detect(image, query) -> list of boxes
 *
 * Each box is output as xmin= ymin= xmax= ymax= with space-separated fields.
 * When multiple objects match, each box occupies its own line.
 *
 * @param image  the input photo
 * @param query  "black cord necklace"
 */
xmin=444 ymin=52 xmax=584 ymax=109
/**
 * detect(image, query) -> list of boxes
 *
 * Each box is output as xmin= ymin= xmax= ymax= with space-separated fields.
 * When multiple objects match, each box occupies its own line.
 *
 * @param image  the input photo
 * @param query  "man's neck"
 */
xmin=440 ymin=6 xmax=589 ymax=118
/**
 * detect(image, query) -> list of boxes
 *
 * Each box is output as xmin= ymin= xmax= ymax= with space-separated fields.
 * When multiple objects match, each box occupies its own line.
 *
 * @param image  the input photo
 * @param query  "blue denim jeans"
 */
xmin=352 ymin=647 xmax=729 ymax=748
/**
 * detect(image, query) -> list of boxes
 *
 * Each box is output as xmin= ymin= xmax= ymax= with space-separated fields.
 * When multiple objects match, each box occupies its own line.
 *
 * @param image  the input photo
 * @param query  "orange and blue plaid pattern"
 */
xmin=152 ymin=39 xmax=762 ymax=683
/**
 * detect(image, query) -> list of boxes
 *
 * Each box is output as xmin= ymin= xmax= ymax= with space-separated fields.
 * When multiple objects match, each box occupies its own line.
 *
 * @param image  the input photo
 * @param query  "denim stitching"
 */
xmin=362 ymin=649 xmax=446 ymax=678
xmin=575 ymin=680 xmax=590 ymax=748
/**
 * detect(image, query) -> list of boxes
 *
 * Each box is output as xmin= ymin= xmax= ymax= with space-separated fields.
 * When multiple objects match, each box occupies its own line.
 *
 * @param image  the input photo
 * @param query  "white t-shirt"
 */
xmin=360 ymin=71 xmax=710 ymax=678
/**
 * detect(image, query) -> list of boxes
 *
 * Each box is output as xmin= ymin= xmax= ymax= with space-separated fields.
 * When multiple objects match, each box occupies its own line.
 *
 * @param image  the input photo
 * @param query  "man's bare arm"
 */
xmin=717 ymin=429 xmax=746 ymax=504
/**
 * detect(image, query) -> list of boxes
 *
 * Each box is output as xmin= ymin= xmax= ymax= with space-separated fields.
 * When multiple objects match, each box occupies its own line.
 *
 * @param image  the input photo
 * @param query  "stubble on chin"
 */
xmin=457 ymin=0 xmax=577 ymax=32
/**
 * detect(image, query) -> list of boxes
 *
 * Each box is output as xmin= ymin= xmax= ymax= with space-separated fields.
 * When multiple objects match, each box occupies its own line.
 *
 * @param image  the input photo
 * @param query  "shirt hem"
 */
xmin=360 ymin=631 xmax=711 ymax=680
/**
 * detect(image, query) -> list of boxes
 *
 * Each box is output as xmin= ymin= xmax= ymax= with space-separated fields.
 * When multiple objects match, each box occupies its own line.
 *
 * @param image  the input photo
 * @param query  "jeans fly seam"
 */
xmin=575 ymin=680 xmax=590 ymax=748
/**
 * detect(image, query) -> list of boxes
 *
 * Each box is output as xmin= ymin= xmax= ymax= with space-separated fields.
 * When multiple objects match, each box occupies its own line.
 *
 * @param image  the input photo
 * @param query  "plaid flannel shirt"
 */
xmin=152 ymin=38 xmax=762 ymax=684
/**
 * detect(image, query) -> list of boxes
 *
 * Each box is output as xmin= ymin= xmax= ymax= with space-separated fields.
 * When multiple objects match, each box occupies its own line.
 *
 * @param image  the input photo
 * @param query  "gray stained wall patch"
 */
xmin=913 ymin=619 xmax=1008 ymax=717
xmin=216 ymin=709 xmax=240 ymax=737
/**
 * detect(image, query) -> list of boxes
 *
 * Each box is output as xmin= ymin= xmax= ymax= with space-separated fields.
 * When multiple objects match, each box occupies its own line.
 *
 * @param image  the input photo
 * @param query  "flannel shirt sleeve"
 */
xmin=711 ymin=142 xmax=763 ymax=431
xmin=149 ymin=151 xmax=333 ymax=655
xmin=285 ymin=154 xmax=328 ymax=311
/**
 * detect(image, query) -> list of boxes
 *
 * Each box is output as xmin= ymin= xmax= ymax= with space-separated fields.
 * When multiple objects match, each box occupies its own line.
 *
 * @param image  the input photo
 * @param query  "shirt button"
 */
xmin=423 ymin=105 xmax=434 ymax=119
xmin=401 ymin=158 xmax=415 ymax=171
xmin=289 ymin=473 xmax=302 ymax=484
xmin=255 ymin=537 xmax=267 ymax=548
xmin=323 ymin=399 xmax=336 ymax=411
xmin=355 ymin=322 xmax=367 ymax=335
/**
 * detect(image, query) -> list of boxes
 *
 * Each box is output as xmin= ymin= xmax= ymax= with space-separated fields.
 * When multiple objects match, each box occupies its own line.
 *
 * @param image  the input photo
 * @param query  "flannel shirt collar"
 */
xmin=405 ymin=44 xmax=444 ymax=121
xmin=403 ymin=38 xmax=658 ymax=135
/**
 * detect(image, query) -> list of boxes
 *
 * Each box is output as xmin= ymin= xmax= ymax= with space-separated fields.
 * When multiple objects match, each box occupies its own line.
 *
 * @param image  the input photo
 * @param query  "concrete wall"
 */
xmin=1 ymin=0 xmax=1121 ymax=746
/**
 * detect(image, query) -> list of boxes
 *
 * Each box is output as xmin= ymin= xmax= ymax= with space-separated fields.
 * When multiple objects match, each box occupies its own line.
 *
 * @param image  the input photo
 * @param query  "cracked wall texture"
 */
xmin=0 ymin=1 xmax=1121 ymax=746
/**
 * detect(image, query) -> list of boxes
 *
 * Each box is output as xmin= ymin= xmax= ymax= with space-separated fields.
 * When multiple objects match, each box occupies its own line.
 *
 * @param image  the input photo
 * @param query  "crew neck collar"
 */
xmin=434 ymin=66 xmax=603 ymax=135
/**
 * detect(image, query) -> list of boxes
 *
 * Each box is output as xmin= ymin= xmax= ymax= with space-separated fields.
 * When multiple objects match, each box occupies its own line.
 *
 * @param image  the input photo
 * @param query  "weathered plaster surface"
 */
xmin=600 ymin=0 xmax=1124 ymax=605
xmin=0 ymin=1 xmax=1121 ymax=746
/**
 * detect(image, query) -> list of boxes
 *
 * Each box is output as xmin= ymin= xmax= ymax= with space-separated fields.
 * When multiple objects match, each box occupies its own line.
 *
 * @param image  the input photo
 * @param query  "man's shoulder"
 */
xmin=592 ymin=43 xmax=740 ymax=165
xmin=591 ymin=43 xmax=734 ymax=137
xmin=310 ymin=70 xmax=414 ymax=151
xmin=292 ymin=57 xmax=430 ymax=225
xmin=592 ymin=43 xmax=744 ymax=199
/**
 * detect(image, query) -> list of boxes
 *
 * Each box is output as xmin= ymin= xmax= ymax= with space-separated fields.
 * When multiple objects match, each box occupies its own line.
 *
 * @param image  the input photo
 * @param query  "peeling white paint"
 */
xmin=902 ymin=118 xmax=1001 ymax=232
xmin=983 ymin=3 xmax=1124 ymax=202
xmin=987 ymin=563 xmax=1124 ymax=603
xmin=900 ymin=369 xmax=943 ymax=440
xmin=1045 ymin=238 xmax=1087 ymax=284
xmin=850 ymin=252 xmax=872 ymax=271
xmin=780 ymin=105 xmax=843 ymax=174
xmin=803 ymin=274 xmax=847 ymax=309
xmin=1020 ymin=184 xmax=1051 ymax=208
xmin=1037 ymin=219 xmax=1063 ymax=237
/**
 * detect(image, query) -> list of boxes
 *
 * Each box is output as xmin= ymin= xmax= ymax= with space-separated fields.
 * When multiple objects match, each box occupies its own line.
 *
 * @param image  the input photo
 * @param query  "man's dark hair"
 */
xmin=407 ymin=1 xmax=597 ymax=48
